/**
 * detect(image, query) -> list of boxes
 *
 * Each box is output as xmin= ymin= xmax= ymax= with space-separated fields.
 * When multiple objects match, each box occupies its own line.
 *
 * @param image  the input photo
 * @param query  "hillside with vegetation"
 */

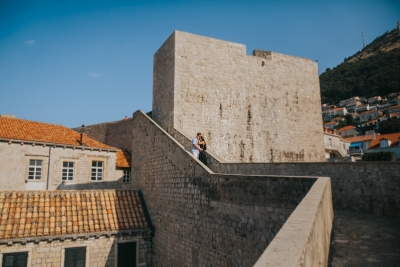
xmin=320 ymin=27 xmax=400 ymax=104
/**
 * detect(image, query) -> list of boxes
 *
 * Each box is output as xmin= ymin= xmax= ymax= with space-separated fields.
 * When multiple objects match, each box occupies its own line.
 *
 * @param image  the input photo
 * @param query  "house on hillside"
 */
xmin=356 ymin=116 xmax=387 ymax=134
xmin=339 ymin=97 xmax=359 ymax=107
xmin=366 ymin=132 xmax=400 ymax=161
xmin=334 ymin=107 xmax=348 ymax=116
xmin=388 ymin=104 xmax=400 ymax=116
xmin=390 ymin=113 xmax=400 ymax=119
xmin=351 ymin=113 xmax=359 ymax=121
xmin=359 ymin=110 xmax=382 ymax=123
xmin=322 ymin=104 xmax=336 ymax=119
xmin=331 ymin=117 xmax=345 ymax=123
xmin=388 ymin=92 xmax=400 ymax=105
xmin=368 ymin=96 xmax=382 ymax=104
xmin=323 ymin=128 xmax=351 ymax=161
xmin=355 ymin=104 xmax=370 ymax=113
xmin=0 ymin=116 xmax=132 ymax=190
xmin=337 ymin=125 xmax=357 ymax=138
xmin=344 ymin=134 xmax=378 ymax=158
xmin=345 ymin=100 xmax=361 ymax=113
xmin=324 ymin=121 xmax=338 ymax=130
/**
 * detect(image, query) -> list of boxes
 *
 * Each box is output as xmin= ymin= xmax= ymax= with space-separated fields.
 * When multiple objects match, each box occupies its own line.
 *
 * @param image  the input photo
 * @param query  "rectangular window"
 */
xmin=380 ymin=140 xmax=389 ymax=148
xmin=117 ymin=242 xmax=137 ymax=267
xmin=2 ymin=252 xmax=28 ymax=267
xmin=28 ymin=159 xmax=42 ymax=180
xmin=123 ymin=170 xmax=131 ymax=183
xmin=64 ymin=247 xmax=86 ymax=267
xmin=363 ymin=143 xmax=369 ymax=150
xmin=91 ymin=161 xmax=103 ymax=181
xmin=62 ymin=162 xmax=74 ymax=181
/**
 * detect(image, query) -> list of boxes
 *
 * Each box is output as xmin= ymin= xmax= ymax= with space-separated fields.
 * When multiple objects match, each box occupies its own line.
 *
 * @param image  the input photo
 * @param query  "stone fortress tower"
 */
xmin=152 ymin=31 xmax=325 ymax=162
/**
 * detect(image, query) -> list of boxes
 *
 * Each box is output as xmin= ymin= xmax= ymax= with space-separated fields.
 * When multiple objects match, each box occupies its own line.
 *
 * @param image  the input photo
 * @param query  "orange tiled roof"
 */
xmin=360 ymin=110 xmax=377 ymax=115
xmin=343 ymin=134 xmax=376 ymax=142
xmin=369 ymin=132 xmax=400 ymax=149
xmin=116 ymin=150 xmax=131 ymax=168
xmin=0 ymin=117 xmax=115 ymax=149
xmin=338 ymin=125 xmax=355 ymax=131
xmin=388 ymin=104 xmax=400 ymax=109
xmin=0 ymin=190 xmax=149 ymax=240
xmin=356 ymin=104 xmax=368 ymax=108
xmin=324 ymin=122 xmax=338 ymax=125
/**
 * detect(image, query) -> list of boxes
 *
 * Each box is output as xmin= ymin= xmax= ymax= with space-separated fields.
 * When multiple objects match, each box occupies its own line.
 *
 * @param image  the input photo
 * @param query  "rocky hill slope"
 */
xmin=320 ymin=27 xmax=400 ymax=104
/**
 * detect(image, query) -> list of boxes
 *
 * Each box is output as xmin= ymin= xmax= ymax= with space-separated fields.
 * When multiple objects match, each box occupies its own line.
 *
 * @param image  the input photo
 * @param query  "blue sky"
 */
xmin=0 ymin=0 xmax=399 ymax=128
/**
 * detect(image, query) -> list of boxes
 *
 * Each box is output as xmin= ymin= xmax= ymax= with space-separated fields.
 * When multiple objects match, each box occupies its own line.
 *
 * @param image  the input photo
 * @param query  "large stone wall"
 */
xmin=0 ymin=142 xmax=133 ymax=190
xmin=131 ymin=110 xmax=332 ymax=267
xmin=73 ymin=118 xmax=133 ymax=152
xmin=152 ymin=33 xmax=176 ymax=134
xmin=0 ymin=234 xmax=151 ymax=267
xmin=152 ymin=31 xmax=325 ymax=163
xmin=170 ymin=127 xmax=400 ymax=218
xmin=210 ymin=161 xmax=400 ymax=218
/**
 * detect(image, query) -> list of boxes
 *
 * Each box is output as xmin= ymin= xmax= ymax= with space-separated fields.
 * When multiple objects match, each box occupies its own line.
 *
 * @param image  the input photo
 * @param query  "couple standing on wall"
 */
xmin=192 ymin=132 xmax=207 ymax=165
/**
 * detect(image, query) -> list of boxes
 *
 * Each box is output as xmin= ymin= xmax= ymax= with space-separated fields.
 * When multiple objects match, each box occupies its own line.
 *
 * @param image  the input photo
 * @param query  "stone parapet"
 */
xmin=218 ymin=162 xmax=400 ymax=218
xmin=131 ymin=110 xmax=333 ymax=266
xmin=171 ymin=127 xmax=400 ymax=217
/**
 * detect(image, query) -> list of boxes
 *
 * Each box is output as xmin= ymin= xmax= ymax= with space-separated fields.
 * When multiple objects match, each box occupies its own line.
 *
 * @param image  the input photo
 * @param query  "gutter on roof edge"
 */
xmin=0 ymin=138 xmax=118 ymax=152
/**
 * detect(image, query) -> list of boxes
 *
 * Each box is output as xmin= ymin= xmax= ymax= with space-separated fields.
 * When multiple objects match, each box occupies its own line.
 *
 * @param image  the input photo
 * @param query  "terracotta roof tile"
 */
xmin=338 ymin=126 xmax=355 ymax=131
xmin=369 ymin=132 xmax=400 ymax=149
xmin=389 ymin=104 xmax=400 ymax=109
xmin=116 ymin=150 xmax=131 ymax=168
xmin=0 ymin=117 xmax=115 ymax=149
xmin=343 ymin=134 xmax=376 ymax=142
xmin=0 ymin=190 xmax=148 ymax=240
xmin=360 ymin=110 xmax=378 ymax=115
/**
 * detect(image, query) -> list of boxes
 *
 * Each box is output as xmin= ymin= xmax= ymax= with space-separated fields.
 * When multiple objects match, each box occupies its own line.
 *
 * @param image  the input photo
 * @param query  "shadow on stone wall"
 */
xmin=131 ymin=110 xmax=331 ymax=267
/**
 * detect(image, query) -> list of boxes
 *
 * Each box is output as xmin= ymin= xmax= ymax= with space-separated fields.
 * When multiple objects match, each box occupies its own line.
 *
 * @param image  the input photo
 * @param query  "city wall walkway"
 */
xmin=329 ymin=210 xmax=400 ymax=267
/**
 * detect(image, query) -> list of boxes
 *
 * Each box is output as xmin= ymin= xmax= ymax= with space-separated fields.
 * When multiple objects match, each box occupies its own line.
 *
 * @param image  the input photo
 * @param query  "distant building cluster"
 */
xmin=322 ymin=92 xmax=400 ymax=162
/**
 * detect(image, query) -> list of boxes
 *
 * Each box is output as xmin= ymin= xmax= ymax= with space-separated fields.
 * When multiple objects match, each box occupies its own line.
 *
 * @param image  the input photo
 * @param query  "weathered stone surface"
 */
xmin=0 ymin=235 xmax=152 ymax=267
xmin=74 ymin=118 xmax=133 ymax=152
xmin=0 ymin=142 xmax=132 ymax=190
xmin=209 ymin=161 xmax=400 ymax=218
xmin=152 ymin=31 xmax=325 ymax=163
xmin=132 ymin=110 xmax=332 ymax=267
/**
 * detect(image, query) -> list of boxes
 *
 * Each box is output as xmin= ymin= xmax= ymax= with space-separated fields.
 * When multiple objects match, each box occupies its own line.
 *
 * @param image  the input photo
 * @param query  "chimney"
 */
xmin=373 ymin=133 xmax=376 ymax=139
xmin=80 ymin=133 xmax=87 ymax=146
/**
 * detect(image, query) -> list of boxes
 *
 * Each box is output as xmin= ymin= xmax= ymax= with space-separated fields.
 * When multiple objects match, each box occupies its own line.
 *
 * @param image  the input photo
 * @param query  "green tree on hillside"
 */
xmin=319 ymin=28 xmax=400 ymax=104
xmin=379 ymin=119 xmax=400 ymax=134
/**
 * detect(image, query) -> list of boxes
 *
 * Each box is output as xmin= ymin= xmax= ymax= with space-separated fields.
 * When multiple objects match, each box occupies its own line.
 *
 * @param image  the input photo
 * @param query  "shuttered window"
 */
xmin=64 ymin=247 xmax=86 ymax=267
xmin=2 ymin=252 xmax=28 ymax=267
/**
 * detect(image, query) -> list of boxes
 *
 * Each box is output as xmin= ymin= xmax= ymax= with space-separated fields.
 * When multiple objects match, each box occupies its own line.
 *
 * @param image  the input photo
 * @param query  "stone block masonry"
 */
xmin=214 ymin=162 xmax=400 ymax=218
xmin=152 ymin=31 xmax=325 ymax=163
xmin=0 ymin=234 xmax=152 ymax=267
xmin=172 ymin=127 xmax=400 ymax=218
xmin=74 ymin=118 xmax=133 ymax=153
xmin=131 ymin=110 xmax=332 ymax=267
